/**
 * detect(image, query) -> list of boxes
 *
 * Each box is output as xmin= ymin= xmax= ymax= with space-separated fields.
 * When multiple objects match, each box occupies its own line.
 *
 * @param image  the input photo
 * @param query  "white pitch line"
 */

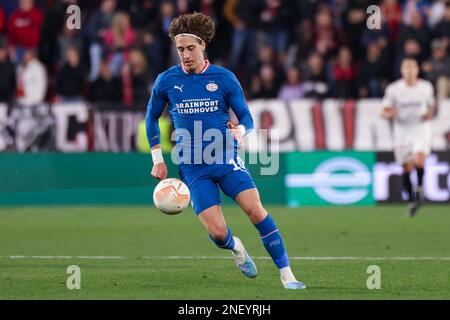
xmin=293 ymin=256 xmax=450 ymax=261
xmin=3 ymin=255 xmax=127 ymax=260
xmin=142 ymin=256 xmax=450 ymax=261
xmin=1 ymin=255 xmax=450 ymax=261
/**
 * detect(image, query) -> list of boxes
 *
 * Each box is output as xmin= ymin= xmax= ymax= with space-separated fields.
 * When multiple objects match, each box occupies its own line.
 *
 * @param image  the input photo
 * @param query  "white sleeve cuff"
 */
xmin=151 ymin=148 xmax=164 ymax=164
xmin=237 ymin=124 xmax=246 ymax=136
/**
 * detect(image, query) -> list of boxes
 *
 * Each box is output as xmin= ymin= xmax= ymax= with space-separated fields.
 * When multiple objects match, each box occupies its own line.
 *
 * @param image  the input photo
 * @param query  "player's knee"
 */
xmin=403 ymin=163 xmax=413 ymax=172
xmin=245 ymin=203 xmax=266 ymax=223
xmin=414 ymin=153 xmax=426 ymax=167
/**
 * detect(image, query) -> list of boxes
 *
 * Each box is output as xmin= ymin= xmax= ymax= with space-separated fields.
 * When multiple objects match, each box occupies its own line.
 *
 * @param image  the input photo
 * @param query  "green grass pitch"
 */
xmin=0 ymin=205 xmax=449 ymax=299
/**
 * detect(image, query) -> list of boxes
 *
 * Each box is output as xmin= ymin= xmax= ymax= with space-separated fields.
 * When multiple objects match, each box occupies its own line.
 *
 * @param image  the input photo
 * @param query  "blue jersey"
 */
xmin=145 ymin=61 xmax=254 ymax=164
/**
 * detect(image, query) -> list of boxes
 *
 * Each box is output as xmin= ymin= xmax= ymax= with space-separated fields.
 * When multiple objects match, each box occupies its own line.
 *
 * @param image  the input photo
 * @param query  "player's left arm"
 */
xmin=226 ymin=73 xmax=254 ymax=141
xmin=421 ymin=82 xmax=436 ymax=121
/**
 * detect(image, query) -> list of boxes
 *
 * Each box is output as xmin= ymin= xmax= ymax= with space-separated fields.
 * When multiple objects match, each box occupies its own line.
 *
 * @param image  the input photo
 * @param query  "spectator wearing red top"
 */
xmin=0 ymin=6 xmax=6 ymax=34
xmin=332 ymin=46 xmax=358 ymax=98
xmin=313 ymin=8 xmax=344 ymax=60
xmin=7 ymin=0 xmax=44 ymax=63
xmin=381 ymin=0 xmax=402 ymax=43
xmin=102 ymin=12 xmax=136 ymax=77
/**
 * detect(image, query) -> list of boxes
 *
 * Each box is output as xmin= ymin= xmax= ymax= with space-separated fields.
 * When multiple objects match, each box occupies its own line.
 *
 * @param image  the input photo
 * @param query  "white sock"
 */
xmin=231 ymin=236 xmax=244 ymax=254
xmin=280 ymin=266 xmax=297 ymax=284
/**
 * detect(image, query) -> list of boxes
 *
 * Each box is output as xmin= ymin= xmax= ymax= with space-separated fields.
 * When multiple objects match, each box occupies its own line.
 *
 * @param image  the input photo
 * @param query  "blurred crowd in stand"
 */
xmin=0 ymin=0 xmax=449 ymax=112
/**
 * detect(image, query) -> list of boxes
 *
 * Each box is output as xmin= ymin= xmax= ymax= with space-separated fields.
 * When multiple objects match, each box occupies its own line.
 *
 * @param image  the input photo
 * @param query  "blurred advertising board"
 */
xmin=374 ymin=152 xmax=450 ymax=203
xmin=285 ymin=152 xmax=375 ymax=206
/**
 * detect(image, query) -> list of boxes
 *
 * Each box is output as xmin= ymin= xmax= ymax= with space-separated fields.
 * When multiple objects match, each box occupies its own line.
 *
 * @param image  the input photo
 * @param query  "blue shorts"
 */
xmin=178 ymin=155 xmax=256 ymax=215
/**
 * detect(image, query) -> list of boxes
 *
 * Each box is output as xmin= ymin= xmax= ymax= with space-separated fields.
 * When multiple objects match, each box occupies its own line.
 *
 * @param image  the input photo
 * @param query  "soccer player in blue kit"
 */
xmin=146 ymin=12 xmax=305 ymax=289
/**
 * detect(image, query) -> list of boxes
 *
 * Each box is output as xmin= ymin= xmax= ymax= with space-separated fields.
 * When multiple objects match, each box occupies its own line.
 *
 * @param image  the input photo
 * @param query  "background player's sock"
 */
xmin=254 ymin=215 xmax=289 ymax=269
xmin=209 ymin=226 xmax=235 ymax=250
xmin=402 ymin=172 xmax=414 ymax=201
xmin=416 ymin=167 xmax=425 ymax=203
xmin=417 ymin=167 xmax=424 ymax=187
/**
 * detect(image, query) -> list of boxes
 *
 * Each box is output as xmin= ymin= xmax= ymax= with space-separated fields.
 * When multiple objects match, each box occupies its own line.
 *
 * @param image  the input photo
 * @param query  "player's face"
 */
xmin=401 ymin=60 xmax=419 ymax=83
xmin=175 ymin=36 xmax=206 ymax=74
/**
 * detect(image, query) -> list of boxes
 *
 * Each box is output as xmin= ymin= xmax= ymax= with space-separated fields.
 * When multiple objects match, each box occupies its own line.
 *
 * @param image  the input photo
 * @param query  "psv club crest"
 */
xmin=206 ymin=82 xmax=218 ymax=92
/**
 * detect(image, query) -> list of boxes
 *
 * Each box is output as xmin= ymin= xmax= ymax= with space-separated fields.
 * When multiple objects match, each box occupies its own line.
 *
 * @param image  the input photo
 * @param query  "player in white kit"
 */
xmin=381 ymin=58 xmax=435 ymax=217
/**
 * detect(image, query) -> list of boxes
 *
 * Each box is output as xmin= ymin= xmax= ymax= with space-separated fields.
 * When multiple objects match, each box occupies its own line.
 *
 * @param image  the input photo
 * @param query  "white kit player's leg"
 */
xmin=408 ymin=125 xmax=431 ymax=217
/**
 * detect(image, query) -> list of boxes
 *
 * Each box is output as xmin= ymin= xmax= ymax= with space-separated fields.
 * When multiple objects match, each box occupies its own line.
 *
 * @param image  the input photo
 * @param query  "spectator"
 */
xmin=89 ymin=59 xmax=122 ymax=103
xmin=342 ymin=1 xmax=370 ymax=61
xmin=127 ymin=0 xmax=159 ymax=30
xmin=397 ymin=8 xmax=430 ymax=58
xmin=258 ymin=0 xmax=293 ymax=58
xmin=285 ymin=19 xmax=314 ymax=69
xmin=223 ymin=0 xmax=261 ymax=73
xmin=332 ymin=46 xmax=358 ymax=98
xmin=422 ymin=39 xmax=450 ymax=100
xmin=141 ymin=27 xmax=163 ymax=78
xmin=402 ymin=0 xmax=430 ymax=26
xmin=277 ymin=66 xmax=305 ymax=101
xmin=395 ymin=38 xmax=424 ymax=78
xmin=85 ymin=0 xmax=117 ymax=81
xmin=127 ymin=48 xmax=151 ymax=108
xmin=0 ymin=6 xmax=5 ymax=34
xmin=15 ymin=49 xmax=47 ymax=107
xmin=313 ymin=7 xmax=344 ymax=60
xmin=427 ymin=0 xmax=447 ymax=29
xmin=7 ymin=0 xmax=44 ymax=64
xmin=102 ymin=12 xmax=137 ymax=76
xmin=302 ymin=53 xmax=329 ymax=99
xmin=159 ymin=0 xmax=177 ymax=66
xmin=357 ymin=42 xmax=390 ymax=98
xmin=248 ymin=45 xmax=284 ymax=92
xmin=380 ymin=0 xmax=402 ymax=43
xmin=293 ymin=0 xmax=319 ymax=22
xmin=0 ymin=44 xmax=16 ymax=103
xmin=55 ymin=46 xmax=86 ymax=102
xmin=360 ymin=22 xmax=390 ymax=50
xmin=433 ymin=2 xmax=450 ymax=40
xmin=159 ymin=0 xmax=176 ymax=35
xmin=56 ymin=22 xmax=83 ymax=68
xmin=0 ymin=0 xmax=448 ymax=104
xmin=38 ymin=0 xmax=68 ymax=67
xmin=250 ymin=65 xmax=279 ymax=99
xmin=197 ymin=0 xmax=232 ymax=64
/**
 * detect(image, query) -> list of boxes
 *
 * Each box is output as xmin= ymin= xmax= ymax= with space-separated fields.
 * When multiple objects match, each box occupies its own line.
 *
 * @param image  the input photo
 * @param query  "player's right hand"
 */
xmin=381 ymin=107 xmax=396 ymax=119
xmin=151 ymin=162 xmax=168 ymax=180
xmin=227 ymin=121 xmax=244 ymax=148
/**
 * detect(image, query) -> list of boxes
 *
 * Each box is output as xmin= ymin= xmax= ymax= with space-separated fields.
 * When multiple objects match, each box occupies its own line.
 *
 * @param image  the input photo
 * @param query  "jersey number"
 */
xmin=229 ymin=156 xmax=246 ymax=172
